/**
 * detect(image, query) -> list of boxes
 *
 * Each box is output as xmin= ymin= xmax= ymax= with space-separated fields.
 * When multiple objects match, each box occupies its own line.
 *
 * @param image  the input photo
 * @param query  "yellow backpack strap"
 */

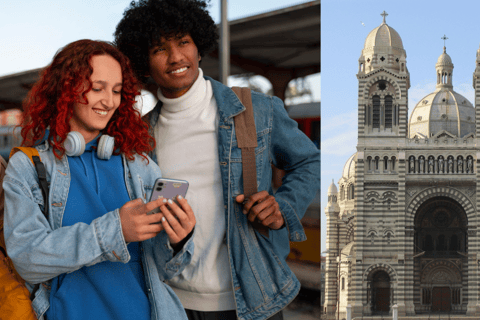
xmin=10 ymin=147 xmax=41 ymax=165
xmin=9 ymin=147 xmax=49 ymax=220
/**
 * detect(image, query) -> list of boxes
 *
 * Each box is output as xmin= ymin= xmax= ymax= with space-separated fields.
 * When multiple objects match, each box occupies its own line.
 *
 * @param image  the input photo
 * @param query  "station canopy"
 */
xmin=0 ymin=0 xmax=320 ymax=110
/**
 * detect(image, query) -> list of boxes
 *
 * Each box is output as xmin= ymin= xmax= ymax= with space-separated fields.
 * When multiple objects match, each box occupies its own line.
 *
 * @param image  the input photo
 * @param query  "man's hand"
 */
xmin=158 ymin=195 xmax=196 ymax=248
xmin=235 ymin=191 xmax=284 ymax=230
xmin=119 ymin=198 xmax=165 ymax=243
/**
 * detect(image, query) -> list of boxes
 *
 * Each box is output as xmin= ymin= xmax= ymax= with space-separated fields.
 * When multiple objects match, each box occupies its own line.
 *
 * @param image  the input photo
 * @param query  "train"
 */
xmin=284 ymin=101 xmax=321 ymax=291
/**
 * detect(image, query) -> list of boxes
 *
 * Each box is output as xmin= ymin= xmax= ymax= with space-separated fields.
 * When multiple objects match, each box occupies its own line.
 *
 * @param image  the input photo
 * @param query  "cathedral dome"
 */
xmin=364 ymin=23 xmax=404 ymax=50
xmin=342 ymin=153 xmax=357 ymax=179
xmin=409 ymin=46 xmax=474 ymax=138
xmin=360 ymin=12 xmax=407 ymax=74
xmin=436 ymin=51 xmax=453 ymax=66
xmin=409 ymin=89 xmax=474 ymax=138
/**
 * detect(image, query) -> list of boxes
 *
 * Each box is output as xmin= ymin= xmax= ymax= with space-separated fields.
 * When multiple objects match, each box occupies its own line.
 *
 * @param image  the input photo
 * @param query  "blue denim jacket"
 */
xmin=3 ymin=142 xmax=194 ymax=320
xmin=148 ymin=77 xmax=320 ymax=320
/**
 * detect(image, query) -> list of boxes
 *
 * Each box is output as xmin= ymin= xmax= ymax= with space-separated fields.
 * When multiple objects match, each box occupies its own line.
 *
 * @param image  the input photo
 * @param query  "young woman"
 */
xmin=3 ymin=39 xmax=196 ymax=320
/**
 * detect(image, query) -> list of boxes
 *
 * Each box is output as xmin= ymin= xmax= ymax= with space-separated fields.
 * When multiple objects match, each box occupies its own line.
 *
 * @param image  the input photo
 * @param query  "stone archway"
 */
xmin=421 ymin=261 xmax=461 ymax=312
xmin=413 ymin=196 xmax=467 ymax=314
xmin=364 ymin=263 xmax=397 ymax=315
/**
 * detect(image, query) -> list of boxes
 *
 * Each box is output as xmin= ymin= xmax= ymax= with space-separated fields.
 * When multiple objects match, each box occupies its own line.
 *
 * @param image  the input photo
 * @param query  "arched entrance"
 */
xmin=414 ymin=196 xmax=467 ymax=314
xmin=371 ymin=270 xmax=391 ymax=314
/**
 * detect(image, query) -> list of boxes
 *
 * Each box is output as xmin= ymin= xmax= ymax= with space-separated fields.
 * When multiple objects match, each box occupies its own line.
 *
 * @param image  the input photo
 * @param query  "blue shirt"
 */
xmin=46 ymin=136 xmax=150 ymax=320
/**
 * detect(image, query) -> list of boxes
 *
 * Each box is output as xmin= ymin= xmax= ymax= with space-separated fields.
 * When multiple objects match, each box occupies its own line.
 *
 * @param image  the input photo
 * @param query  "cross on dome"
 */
xmin=441 ymin=34 xmax=448 ymax=52
xmin=381 ymin=11 xmax=388 ymax=24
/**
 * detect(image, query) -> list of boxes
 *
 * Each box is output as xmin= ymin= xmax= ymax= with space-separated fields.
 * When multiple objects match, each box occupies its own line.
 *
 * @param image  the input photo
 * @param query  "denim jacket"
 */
xmin=148 ymin=77 xmax=320 ymax=320
xmin=3 ymin=141 xmax=194 ymax=320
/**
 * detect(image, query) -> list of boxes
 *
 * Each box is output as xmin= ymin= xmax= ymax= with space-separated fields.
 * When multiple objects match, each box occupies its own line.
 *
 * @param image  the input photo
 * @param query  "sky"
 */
xmin=0 ymin=0 xmax=319 ymax=102
xmin=321 ymin=0 xmax=480 ymax=253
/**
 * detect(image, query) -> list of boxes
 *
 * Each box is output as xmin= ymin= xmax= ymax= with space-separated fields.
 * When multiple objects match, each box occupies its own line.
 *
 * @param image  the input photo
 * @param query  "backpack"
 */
xmin=0 ymin=147 xmax=49 ymax=320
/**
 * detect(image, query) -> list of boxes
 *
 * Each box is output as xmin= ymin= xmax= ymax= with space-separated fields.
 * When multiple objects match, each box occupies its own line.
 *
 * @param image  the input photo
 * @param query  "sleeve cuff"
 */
xmin=275 ymin=196 xmax=306 ymax=242
xmin=94 ymin=209 xmax=130 ymax=263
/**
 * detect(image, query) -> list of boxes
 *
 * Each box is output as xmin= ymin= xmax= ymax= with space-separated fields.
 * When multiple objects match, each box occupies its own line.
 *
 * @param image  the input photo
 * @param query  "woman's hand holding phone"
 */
xmin=119 ymin=198 xmax=166 ymax=243
xmin=158 ymin=195 xmax=196 ymax=249
xmin=119 ymin=195 xmax=195 ymax=247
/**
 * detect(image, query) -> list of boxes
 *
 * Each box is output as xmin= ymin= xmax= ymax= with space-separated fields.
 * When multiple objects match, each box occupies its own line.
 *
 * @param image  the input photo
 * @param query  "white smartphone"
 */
xmin=147 ymin=178 xmax=189 ymax=215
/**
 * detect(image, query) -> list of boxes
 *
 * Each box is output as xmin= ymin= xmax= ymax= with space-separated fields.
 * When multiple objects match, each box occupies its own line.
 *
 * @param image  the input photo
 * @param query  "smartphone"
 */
xmin=147 ymin=178 xmax=189 ymax=215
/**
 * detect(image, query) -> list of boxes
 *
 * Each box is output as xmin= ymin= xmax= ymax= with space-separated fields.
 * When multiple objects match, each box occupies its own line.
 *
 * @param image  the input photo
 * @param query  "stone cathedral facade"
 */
xmin=324 ymin=13 xmax=480 ymax=319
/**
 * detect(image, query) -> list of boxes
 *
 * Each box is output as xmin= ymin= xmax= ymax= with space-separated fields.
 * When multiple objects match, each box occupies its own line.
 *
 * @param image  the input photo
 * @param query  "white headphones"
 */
xmin=64 ymin=132 xmax=115 ymax=160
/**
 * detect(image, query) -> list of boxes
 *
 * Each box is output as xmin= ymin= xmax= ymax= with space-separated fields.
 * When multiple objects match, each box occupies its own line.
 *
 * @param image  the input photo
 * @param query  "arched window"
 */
xmin=385 ymin=95 xmax=393 ymax=128
xmin=367 ymin=156 xmax=372 ymax=171
xmin=340 ymin=185 xmax=344 ymax=200
xmin=372 ymin=95 xmax=380 ymax=128
xmin=450 ymin=235 xmax=458 ymax=251
xmin=350 ymin=184 xmax=355 ymax=200
xmin=342 ymin=277 xmax=345 ymax=290
xmin=391 ymin=157 xmax=396 ymax=171
xmin=437 ymin=235 xmax=446 ymax=251
xmin=384 ymin=156 xmax=389 ymax=171
xmin=424 ymin=235 xmax=434 ymax=252
xmin=375 ymin=156 xmax=380 ymax=170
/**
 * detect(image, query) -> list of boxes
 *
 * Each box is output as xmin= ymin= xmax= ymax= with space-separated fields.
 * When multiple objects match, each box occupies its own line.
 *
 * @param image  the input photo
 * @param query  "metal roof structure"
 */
xmin=0 ymin=0 xmax=320 ymax=110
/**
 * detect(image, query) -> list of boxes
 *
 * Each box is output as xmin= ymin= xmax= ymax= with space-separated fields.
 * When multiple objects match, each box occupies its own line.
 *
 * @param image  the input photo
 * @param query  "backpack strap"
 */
xmin=9 ymin=147 xmax=50 ymax=300
xmin=231 ymin=87 xmax=269 ymax=237
xmin=10 ymin=147 xmax=49 ymax=219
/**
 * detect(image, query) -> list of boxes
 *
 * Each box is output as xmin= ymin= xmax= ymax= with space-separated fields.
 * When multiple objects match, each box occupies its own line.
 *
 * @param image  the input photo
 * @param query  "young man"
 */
xmin=115 ymin=1 xmax=320 ymax=319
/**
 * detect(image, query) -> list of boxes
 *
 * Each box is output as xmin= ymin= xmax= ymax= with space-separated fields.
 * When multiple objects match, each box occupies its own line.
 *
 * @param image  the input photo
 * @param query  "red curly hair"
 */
xmin=21 ymin=39 xmax=155 ymax=161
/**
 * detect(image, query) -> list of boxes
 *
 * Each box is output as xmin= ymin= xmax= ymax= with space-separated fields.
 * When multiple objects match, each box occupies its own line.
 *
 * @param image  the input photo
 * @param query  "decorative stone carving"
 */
xmin=432 ymin=270 xmax=450 ymax=282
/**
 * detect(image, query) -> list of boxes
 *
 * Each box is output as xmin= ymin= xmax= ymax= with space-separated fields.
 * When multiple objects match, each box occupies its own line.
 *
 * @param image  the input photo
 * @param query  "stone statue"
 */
xmin=428 ymin=158 xmax=434 ymax=173
xmin=419 ymin=158 xmax=424 ymax=173
xmin=438 ymin=157 xmax=444 ymax=173
xmin=410 ymin=158 xmax=415 ymax=173
xmin=458 ymin=158 xmax=463 ymax=173
xmin=467 ymin=158 xmax=473 ymax=173
xmin=448 ymin=158 xmax=453 ymax=173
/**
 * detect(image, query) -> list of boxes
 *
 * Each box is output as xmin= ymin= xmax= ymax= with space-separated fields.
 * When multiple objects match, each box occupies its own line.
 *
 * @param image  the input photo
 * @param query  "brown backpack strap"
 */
xmin=231 ymin=87 xmax=269 ymax=237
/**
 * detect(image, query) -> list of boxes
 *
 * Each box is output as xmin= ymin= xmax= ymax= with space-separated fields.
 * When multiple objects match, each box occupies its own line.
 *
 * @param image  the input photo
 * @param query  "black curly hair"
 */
xmin=114 ymin=0 xmax=218 ymax=84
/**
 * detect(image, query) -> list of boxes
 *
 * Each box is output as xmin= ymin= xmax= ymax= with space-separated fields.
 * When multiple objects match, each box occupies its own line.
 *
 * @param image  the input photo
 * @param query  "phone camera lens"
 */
xmin=158 ymin=182 xmax=164 ymax=186
xmin=156 ymin=186 xmax=163 ymax=191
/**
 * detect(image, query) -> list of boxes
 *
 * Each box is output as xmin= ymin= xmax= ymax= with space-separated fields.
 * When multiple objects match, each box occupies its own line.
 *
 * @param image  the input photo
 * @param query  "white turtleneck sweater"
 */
xmin=154 ymin=69 xmax=235 ymax=311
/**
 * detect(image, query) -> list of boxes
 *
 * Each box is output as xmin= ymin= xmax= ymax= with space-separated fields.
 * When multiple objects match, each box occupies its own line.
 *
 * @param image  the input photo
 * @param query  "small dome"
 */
xmin=436 ymin=47 xmax=453 ymax=67
xmin=360 ymin=12 xmax=407 ymax=74
xmin=409 ymin=89 xmax=474 ymax=138
xmin=364 ymin=23 xmax=404 ymax=50
xmin=328 ymin=179 xmax=338 ymax=194
xmin=342 ymin=153 xmax=357 ymax=179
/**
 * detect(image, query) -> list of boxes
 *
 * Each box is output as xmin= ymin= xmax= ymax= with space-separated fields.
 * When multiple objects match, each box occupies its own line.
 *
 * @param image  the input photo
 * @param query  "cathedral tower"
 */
xmin=357 ymin=11 xmax=410 ymax=142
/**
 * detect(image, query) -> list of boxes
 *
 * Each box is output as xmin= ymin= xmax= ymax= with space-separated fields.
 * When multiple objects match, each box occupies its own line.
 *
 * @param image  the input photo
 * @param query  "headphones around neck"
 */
xmin=64 ymin=131 xmax=115 ymax=160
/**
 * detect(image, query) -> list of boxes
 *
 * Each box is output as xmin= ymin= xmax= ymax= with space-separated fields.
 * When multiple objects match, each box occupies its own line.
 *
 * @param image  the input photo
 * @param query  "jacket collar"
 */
xmin=149 ymin=75 xmax=246 ymax=128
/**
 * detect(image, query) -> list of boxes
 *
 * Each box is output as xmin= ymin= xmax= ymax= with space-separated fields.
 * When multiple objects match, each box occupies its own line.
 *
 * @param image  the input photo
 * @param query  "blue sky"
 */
xmin=321 ymin=0 xmax=480 ymax=253
xmin=0 ymin=0 xmax=319 ymax=102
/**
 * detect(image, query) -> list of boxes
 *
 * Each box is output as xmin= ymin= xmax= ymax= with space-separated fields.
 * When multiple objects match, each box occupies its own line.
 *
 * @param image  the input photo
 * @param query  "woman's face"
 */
xmin=70 ymin=54 xmax=123 ymax=143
